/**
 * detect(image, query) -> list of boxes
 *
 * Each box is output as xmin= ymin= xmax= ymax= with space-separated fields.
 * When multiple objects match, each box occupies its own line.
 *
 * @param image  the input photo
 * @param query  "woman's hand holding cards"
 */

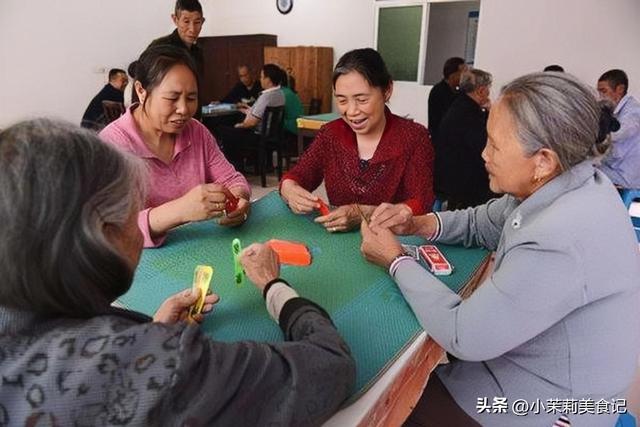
xmin=280 ymin=179 xmax=318 ymax=214
xmin=153 ymin=288 xmax=219 ymax=324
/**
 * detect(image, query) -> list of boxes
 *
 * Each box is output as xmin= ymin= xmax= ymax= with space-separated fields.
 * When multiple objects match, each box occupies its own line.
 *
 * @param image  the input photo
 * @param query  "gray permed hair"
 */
xmin=0 ymin=119 xmax=146 ymax=316
xmin=500 ymin=72 xmax=611 ymax=171
xmin=459 ymin=68 xmax=493 ymax=94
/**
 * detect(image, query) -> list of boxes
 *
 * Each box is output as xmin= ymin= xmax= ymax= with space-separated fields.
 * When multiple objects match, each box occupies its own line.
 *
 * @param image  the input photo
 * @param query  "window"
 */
xmin=375 ymin=0 xmax=480 ymax=84
xmin=375 ymin=2 xmax=426 ymax=82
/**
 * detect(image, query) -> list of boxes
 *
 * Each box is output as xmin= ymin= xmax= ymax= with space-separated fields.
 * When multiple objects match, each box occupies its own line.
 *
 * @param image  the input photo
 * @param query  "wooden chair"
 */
xmin=256 ymin=106 xmax=285 ymax=187
xmin=308 ymin=98 xmax=322 ymax=115
xmin=101 ymin=101 xmax=125 ymax=124
xmin=280 ymin=132 xmax=300 ymax=172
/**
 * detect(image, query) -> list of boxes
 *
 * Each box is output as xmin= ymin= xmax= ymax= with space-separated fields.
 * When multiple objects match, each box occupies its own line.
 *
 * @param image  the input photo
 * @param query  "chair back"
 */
xmin=255 ymin=106 xmax=285 ymax=187
xmin=308 ymin=98 xmax=322 ymax=115
xmin=260 ymin=106 xmax=285 ymax=141
xmin=102 ymin=101 xmax=125 ymax=124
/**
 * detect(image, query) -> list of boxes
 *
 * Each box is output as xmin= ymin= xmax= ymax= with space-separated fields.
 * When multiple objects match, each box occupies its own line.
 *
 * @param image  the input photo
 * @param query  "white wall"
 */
xmin=475 ymin=0 xmax=640 ymax=101
xmin=1 ymin=0 xmax=639 ymax=129
xmin=203 ymin=0 xmax=374 ymax=57
xmin=203 ymin=0 xmax=640 ymax=125
xmin=424 ymin=1 xmax=479 ymax=85
xmin=202 ymin=0 xmax=428 ymax=124
xmin=0 ymin=0 xmax=177 ymax=128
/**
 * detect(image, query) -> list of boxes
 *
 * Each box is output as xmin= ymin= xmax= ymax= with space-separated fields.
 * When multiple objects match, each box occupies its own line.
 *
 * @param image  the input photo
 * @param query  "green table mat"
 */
xmin=118 ymin=191 xmax=488 ymax=399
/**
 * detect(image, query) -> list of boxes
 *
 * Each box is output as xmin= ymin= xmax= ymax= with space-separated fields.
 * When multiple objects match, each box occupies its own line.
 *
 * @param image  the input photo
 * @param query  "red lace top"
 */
xmin=282 ymin=109 xmax=434 ymax=214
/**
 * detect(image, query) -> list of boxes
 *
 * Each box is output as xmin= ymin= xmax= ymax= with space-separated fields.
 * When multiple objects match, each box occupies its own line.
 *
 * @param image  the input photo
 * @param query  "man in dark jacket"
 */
xmin=428 ymin=57 xmax=467 ymax=141
xmin=435 ymin=68 xmax=493 ymax=209
xmin=222 ymin=65 xmax=262 ymax=104
xmin=149 ymin=0 xmax=205 ymax=116
xmin=80 ymin=68 xmax=128 ymax=130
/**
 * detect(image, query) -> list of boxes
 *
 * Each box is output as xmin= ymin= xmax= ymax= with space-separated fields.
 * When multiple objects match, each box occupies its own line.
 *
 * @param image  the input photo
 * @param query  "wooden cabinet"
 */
xmin=198 ymin=34 xmax=277 ymax=102
xmin=264 ymin=46 xmax=334 ymax=114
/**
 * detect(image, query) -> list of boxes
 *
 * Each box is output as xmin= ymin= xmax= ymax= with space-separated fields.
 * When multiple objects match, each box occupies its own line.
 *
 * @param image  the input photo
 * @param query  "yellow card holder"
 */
xmin=189 ymin=265 xmax=213 ymax=321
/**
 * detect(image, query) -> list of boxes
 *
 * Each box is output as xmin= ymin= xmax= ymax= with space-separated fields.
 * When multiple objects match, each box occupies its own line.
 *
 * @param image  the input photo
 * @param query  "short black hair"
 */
xmin=108 ymin=68 xmax=126 ymax=81
xmin=543 ymin=64 xmax=564 ymax=72
xmin=598 ymin=69 xmax=629 ymax=95
xmin=175 ymin=0 xmax=203 ymax=16
xmin=127 ymin=61 xmax=138 ymax=79
xmin=443 ymin=57 xmax=465 ymax=79
xmin=136 ymin=45 xmax=198 ymax=107
xmin=332 ymin=48 xmax=392 ymax=91
xmin=262 ymin=63 xmax=284 ymax=86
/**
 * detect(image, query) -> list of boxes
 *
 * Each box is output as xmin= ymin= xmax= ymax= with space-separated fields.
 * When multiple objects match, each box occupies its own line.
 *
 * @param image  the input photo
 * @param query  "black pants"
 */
xmin=215 ymin=125 xmax=264 ymax=170
xmin=403 ymin=374 xmax=481 ymax=427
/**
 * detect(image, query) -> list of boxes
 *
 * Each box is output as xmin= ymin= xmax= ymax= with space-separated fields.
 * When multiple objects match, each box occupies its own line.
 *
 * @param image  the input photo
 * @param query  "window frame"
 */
xmin=374 ymin=0 xmax=480 ymax=84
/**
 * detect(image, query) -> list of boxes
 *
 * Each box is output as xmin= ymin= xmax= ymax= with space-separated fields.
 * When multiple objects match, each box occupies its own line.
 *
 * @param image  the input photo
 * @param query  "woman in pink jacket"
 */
xmin=101 ymin=45 xmax=250 ymax=247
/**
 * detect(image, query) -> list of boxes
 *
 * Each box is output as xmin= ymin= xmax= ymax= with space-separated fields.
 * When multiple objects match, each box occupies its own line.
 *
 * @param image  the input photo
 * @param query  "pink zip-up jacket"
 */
xmin=100 ymin=106 xmax=250 ymax=247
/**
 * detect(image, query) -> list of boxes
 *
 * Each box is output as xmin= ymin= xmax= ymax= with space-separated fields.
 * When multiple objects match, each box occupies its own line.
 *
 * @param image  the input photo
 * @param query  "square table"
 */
xmin=118 ymin=192 xmax=489 ymax=425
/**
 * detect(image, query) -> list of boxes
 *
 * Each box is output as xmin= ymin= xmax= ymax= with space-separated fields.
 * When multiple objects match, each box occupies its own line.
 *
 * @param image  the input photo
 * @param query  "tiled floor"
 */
xmin=245 ymin=173 xmax=280 ymax=200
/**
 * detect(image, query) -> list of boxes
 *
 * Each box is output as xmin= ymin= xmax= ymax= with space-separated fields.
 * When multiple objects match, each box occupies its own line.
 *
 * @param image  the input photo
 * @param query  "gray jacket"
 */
xmin=395 ymin=161 xmax=640 ymax=426
xmin=0 ymin=298 xmax=355 ymax=426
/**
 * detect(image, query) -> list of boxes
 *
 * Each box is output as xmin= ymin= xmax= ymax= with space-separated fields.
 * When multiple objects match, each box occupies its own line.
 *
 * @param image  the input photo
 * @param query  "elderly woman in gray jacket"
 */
xmin=0 ymin=119 xmax=354 ymax=426
xmin=361 ymin=72 xmax=640 ymax=426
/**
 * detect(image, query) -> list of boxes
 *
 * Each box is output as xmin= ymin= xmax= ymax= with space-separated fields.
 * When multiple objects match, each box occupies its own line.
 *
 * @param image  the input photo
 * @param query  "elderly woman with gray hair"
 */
xmin=0 ymin=119 xmax=354 ymax=425
xmin=361 ymin=72 xmax=640 ymax=426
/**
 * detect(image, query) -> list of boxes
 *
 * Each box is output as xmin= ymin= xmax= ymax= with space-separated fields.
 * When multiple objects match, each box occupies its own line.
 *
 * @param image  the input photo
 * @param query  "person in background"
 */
xmin=215 ymin=64 xmax=285 ymax=170
xmin=543 ymin=64 xmax=564 ymax=72
xmin=149 ymin=0 xmax=205 ymax=116
xmin=221 ymin=65 xmax=262 ymax=105
xmin=597 ymin=68 xmax=640 ymax=188
xmin=280 ymin=48 xmax=434 ymax=233
xmin=100 ymin=45 xmax=250 ymax=248
xmin=361 ymin=72 xmax=640 ymax=427
xmin=0 ymin=118 xmax=355 ymax=426
xmin=80 ymin=68 xmax=128 ymax=130
xmin=123 ymin=60 xmax=139 ymax=108
xmin=428 ymin=57 xmax=467 ymax=141
xmin=233 ymin=64 xmax=285 ymax=130
xmin=284 ymin=66 xmax=297 ymax=92
xmin=435 ymin=68 xmax=493 ymax=209
xmin=279 ymin=67 xmax=304 ymax=137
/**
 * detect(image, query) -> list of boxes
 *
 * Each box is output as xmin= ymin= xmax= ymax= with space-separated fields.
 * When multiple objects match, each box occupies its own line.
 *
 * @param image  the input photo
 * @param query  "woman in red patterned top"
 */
xmin=280 ymin=48 xmax=434 ymax=232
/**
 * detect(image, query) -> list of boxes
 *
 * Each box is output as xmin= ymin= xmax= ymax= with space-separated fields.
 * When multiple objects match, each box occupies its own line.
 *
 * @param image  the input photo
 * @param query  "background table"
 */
xmin=118 ymin=192 xmax=488 ymax=418
xmin=201 ymin=104 xmax=244 ymax=142
xmin=295 ymin=113 xmax=339 ymax=155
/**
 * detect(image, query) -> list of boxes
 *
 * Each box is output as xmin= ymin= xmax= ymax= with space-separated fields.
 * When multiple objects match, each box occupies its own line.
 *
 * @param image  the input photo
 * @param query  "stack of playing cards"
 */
xmin=418 ymin=245 xmax=453 ymax=276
